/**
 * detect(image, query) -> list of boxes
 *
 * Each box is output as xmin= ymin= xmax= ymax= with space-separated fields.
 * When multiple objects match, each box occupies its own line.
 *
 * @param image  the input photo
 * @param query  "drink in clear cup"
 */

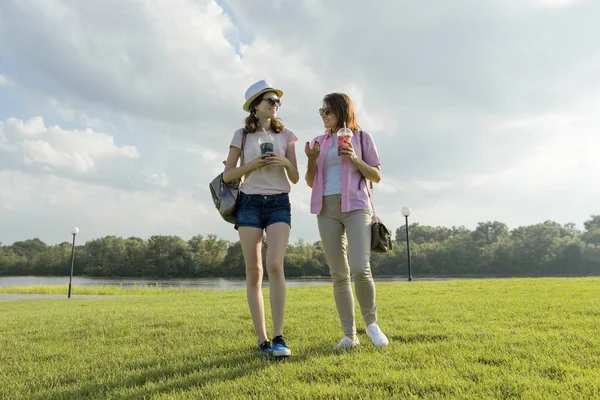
xmin=337 ymin=127 xmax=353 ymax=156
xmin=258 ymin=130 xmax=275 ymax=158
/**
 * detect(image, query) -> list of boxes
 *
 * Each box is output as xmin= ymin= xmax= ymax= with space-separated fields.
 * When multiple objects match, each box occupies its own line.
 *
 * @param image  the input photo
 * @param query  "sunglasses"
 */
xmin=319 ymin=107 xmax=333 ymax=117
xmin=262 ymin=97 xmax=281 ymax=107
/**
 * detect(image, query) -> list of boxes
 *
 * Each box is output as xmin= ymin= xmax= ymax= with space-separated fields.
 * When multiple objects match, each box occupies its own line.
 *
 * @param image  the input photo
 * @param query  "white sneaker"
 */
xmin=334 ymin=336 xmax=360 ymax=351
xmin=366 ymin=323 xmax=389 ymax=348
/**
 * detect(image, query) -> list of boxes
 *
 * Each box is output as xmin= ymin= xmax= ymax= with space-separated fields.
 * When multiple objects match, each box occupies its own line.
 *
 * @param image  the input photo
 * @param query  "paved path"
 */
xmin=0 ymin=294 xmax=135 ymax=301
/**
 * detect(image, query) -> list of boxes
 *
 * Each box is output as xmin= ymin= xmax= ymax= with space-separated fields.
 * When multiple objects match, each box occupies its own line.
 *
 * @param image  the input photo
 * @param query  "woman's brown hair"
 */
xmin=244 ymin=92 xmax=285 ymax=133
xmin=323 ymin=92 xmax=361 ymax=132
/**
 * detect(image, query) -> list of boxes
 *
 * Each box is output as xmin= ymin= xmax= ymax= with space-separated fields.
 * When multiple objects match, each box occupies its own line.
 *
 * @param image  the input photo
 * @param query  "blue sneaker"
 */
xmin=272 ymin=335 xmax=291 ymax=357
xmin=258 ymin=340 xmax=272 ymax=356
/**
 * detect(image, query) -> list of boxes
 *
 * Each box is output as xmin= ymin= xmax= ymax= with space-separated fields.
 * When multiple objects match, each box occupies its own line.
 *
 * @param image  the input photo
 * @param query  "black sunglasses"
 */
xmin=262 ymin=97 xmax=281 ymax=107
xmin=319 ymin=107 xmax=333 ymax=117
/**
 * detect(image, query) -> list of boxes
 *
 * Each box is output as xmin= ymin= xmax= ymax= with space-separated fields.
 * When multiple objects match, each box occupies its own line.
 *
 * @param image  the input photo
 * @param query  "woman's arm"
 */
xmin=222 ymin=147 xmax=264 ymax=183
xmin=352 ymin=159 xmax=381 ymax=183
xmin=284 ymin=144 xmax=299 ymax=184
xmin=305 ymin=159 xmax=317 ymax=188
xmin=304 ymin=141 xmax=320 ymax=188
xmin=338 ymin=141 xmax=382 ymax=183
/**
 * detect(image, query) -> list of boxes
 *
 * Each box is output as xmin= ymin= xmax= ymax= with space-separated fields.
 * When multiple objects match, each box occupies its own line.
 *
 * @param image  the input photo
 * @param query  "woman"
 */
xmin=223 ymin=80 xmax=299 ymax=357
xmin=305 ymin=92 xmax=389 ymax=350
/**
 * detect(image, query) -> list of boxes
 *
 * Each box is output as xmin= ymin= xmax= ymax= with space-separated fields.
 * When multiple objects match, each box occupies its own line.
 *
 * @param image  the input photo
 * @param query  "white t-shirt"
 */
xmin=230 ymin=127 xmax=298 ymax=195
xmin=323 ymin=133 xmax=342 ymax=196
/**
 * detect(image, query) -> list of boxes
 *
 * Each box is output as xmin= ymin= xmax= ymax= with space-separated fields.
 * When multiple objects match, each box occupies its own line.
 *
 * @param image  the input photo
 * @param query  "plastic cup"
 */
xmin=260 ymin=141 xmax=274 ymax=156
xmin=337 ymin=127 xmax=353 ymax=155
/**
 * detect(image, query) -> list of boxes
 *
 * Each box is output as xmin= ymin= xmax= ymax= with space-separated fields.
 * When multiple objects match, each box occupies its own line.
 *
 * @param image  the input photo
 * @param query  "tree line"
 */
xmin=1 ymin=216 xmax=600 ymax=278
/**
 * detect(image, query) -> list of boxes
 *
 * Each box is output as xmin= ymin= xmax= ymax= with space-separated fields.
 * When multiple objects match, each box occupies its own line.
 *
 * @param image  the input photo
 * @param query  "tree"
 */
xmin=563 ymin=222 xmax=581 ymax=237
xmin=510 ymin=221 xmax=564 ymax=274
xmin=188 ymin=234 xmax=230 ymax=276
xmin=83 ymin=236 xmax=128 ymax=276
xmin=221 ymin=242 xmax=245 ymax=277
xmin=583 ymin=228 xmax=600 ymax=248
xmin=583 ymin=215 xmax=600 ymax=232
xmin=10 ymin=238 xmax=48 ymax=259
xmin=146 ymin=235 xmax=191 ymax=277
xmin=1 ymin=214 xmax=597 ymax=278
xmin=472 ymin=221 xmax=509 ymax=245
xmin=582 ymin=216 xmax=600 ymax=248
xmin=395 ymin=223 xmax=454 ymax=245
xmin=123 ymin=237 xmax=148 ymax=276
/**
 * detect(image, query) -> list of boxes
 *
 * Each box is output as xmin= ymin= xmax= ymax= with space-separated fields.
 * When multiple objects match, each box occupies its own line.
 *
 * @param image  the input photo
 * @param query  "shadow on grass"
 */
xmin=36 ymin=351 xmax=266 ymax=400
xmin=37 ymin=343 xmax=336 ymax=399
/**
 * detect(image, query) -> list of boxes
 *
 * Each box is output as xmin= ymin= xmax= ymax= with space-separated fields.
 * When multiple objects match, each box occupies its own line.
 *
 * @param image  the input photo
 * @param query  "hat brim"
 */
xmin=243 ymin=88 xmax=284 ymax=112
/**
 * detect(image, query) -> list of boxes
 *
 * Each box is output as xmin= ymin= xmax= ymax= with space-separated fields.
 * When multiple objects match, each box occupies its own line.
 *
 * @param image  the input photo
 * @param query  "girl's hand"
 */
xmin=250 ymin=155 xmax=269 ymax=171
xmin=264 ymin=152 xmax=291 ymax=168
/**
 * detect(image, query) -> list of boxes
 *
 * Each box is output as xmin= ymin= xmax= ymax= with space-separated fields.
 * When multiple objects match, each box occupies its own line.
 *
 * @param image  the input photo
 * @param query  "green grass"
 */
xmin=0 ymin=284 xmax=193 ymax=296
xmin=1 ymin=278 xmax=600 ymax=399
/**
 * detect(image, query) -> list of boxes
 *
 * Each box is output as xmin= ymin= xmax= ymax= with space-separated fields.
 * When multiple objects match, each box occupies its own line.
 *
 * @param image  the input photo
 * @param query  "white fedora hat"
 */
xmin=243 ymin=80 xmax=284 ymax=112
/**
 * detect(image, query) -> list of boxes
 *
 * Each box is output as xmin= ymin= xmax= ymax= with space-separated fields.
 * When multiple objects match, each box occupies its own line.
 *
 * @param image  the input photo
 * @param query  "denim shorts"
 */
xmin=235 ymin=192 xmax=292 ymax=230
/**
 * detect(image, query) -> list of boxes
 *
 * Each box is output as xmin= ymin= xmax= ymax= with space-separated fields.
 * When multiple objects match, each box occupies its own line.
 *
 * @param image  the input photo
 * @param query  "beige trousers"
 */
xmin=317 ymin=194 xmax=377 ymax=338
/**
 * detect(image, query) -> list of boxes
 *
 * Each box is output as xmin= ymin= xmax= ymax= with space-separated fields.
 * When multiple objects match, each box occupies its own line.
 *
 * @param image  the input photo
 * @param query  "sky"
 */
xmin=1 ymin=0 xmax=599 ymax=246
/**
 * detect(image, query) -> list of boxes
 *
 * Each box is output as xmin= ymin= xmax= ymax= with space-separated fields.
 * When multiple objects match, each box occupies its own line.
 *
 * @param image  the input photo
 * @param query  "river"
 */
xmin=0 ymin=275 xmax=438 ymax=290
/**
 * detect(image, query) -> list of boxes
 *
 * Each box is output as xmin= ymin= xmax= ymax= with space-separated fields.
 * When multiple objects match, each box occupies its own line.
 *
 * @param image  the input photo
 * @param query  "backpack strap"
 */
xmin=240 ymin=128 xmax=248 ymax=166
xmin=221 ymin=128 xmax=249 ymax=167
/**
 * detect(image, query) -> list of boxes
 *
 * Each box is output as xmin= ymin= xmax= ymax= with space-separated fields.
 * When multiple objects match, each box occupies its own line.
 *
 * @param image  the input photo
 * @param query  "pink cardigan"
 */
xmin=309 ymin=130 xmax=381 ymax=214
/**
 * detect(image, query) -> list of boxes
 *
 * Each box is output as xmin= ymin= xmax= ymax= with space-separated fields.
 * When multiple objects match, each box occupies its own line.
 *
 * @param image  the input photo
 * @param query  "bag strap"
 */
xmin=359 ymin=130 xmax=377 ymax=219
xmin=359 ymin=131 xmax=374 ymax=190
xmin=240 ymin=128 xmax=248 ymax=166
xmin=222 ymin=128 xmax=249 ymax=168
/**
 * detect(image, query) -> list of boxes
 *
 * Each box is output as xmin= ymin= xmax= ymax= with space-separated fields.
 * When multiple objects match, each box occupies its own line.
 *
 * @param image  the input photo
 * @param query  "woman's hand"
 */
xmin=264 ymin=152 xmax=291 ymax=168
xmin=305 ymin=141 xmax=320 ymax=161
xmin=249 ymin=155 xmax=269 ymax=171
xmin=338 ymin=143 xmax=359 ymax=164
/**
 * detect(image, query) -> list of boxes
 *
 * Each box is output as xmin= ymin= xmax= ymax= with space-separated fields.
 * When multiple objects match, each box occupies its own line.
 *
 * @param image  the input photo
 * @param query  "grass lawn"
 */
xmin=1 ymin=277 xmax=599 ymax=399
xmin=0 ymin=284 xmax=193 ymax=296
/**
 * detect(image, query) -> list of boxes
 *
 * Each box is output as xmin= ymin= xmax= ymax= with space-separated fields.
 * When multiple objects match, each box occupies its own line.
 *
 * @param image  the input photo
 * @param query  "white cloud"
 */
xmin=0 ymin=171 xmax=213 ymax=244
xmin=148 ymin=173 xmax=169 ymax=188
xmin=0 ymin=117 xmax=138 ymax=175
xmin=532 ymin=0 xmax=588 ymax=8
xmin=48 ymin=98 xmax=75 ymax=121
xmin=0 ymin=74 xmax=9 ymax=86
xmin=0 ymin=0 xmax=252 ymax=128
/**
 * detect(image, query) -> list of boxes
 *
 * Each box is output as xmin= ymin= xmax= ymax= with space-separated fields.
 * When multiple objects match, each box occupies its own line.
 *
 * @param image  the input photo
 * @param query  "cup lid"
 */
xmin=337 ymin=127 xmax=353 ymax=136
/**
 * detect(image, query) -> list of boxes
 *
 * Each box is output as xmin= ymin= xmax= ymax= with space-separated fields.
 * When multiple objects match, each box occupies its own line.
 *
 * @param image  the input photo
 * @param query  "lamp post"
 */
xmin=401 ymin=207 xmax=413 ymax=282
xmin=68 ymin=226 xmax=79 ymax=299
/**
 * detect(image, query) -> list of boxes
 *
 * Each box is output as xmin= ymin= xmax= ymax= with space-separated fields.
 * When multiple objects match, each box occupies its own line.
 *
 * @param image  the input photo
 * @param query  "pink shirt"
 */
xmin=309 ymin=130 xmax=381 ymax=214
